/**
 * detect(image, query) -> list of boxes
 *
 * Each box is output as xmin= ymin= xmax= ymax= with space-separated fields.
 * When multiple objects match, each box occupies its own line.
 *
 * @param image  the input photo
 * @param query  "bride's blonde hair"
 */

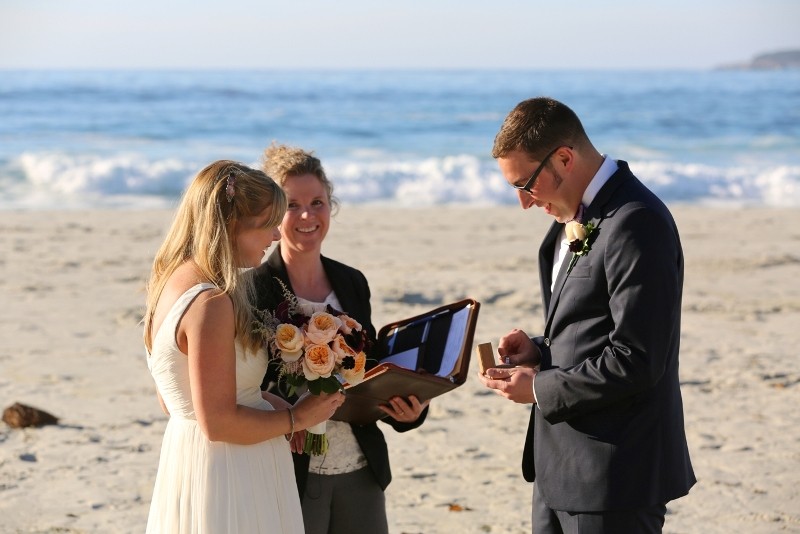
xmin=143 ymin=160 xmax=287 ymax=354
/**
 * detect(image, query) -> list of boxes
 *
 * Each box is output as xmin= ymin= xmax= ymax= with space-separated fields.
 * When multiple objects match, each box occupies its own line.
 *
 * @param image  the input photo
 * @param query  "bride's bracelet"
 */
xmin=284 ymin=407 xmax=295 ymax=442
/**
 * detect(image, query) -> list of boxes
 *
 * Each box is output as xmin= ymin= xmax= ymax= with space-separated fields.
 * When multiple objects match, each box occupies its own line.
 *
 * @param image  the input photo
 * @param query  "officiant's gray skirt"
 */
xmin=302 ymin=467 xmax=389 ymax=534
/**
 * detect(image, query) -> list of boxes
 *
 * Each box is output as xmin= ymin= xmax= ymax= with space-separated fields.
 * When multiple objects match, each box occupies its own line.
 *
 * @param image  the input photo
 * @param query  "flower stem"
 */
xmin=303 ymin=431 xmax=329 ymax=456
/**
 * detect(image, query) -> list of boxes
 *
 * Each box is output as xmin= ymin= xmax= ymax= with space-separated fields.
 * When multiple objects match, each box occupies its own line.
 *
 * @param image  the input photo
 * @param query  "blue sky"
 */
xmin=1 ymin=0 xmax=798 ymax=70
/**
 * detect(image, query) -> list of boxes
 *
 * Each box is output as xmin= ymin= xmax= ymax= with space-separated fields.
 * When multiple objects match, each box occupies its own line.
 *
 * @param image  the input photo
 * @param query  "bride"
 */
xmin=142 ymin=160 xmax=345 ymax=533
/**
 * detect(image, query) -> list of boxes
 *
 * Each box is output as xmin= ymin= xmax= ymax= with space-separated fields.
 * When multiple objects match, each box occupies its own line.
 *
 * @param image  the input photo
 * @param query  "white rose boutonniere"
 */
xmin=566 ymin=220 xmax=596 ymax=271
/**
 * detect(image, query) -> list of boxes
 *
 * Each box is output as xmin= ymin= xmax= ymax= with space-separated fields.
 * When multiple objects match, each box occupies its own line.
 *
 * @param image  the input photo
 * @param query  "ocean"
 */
xmin=1 ymin=69 xmax=798 ymax=210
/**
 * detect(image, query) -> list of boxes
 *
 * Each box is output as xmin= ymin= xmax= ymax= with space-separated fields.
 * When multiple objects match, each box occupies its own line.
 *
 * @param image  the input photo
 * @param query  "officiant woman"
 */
xmin=253 ymin=143 xmax=430 ymax=534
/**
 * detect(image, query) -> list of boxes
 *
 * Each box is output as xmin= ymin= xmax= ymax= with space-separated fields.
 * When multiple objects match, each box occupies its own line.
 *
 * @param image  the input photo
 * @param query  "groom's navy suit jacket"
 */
xmin=523 ymin=161 xmax=696 ymax=511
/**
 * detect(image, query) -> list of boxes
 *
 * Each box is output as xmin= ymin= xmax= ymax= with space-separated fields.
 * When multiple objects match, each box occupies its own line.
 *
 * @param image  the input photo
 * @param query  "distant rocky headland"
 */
xmin=716 ymin=49 xmax=800 ymax=70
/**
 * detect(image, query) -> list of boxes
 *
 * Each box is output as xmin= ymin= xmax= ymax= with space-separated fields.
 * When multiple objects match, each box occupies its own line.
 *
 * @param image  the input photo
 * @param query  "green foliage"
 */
xmin=306 ymin=376 xmax=342 ymax=395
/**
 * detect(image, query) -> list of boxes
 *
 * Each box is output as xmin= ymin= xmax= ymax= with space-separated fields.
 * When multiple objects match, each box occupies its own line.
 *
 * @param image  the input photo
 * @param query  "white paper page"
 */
xmin=382 ymin=347 xmax=419 ymax=370
xmin=436 ymin=307 xmax=470 ymax=377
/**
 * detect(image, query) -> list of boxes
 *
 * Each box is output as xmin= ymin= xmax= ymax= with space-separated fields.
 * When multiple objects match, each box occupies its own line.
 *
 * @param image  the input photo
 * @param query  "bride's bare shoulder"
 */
xmin=153 ymin=263 xmax=225 ymax=326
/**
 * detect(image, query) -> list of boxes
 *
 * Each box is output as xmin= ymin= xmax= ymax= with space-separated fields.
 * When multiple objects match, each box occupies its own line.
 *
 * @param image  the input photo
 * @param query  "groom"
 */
xmin=479 ymin=97 xmax=695 ymax=533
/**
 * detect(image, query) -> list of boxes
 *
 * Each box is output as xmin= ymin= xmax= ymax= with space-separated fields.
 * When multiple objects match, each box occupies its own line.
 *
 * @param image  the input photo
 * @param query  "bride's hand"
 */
xmin=287 ymin=429 xmax=306 ymax=453
xmin=292 ymin=391 xmax=346 ymax=430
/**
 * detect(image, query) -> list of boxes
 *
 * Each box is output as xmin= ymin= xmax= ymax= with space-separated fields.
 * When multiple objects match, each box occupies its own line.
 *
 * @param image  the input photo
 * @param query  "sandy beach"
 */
xmin=1 ymin=205 xmax=799 ymax=533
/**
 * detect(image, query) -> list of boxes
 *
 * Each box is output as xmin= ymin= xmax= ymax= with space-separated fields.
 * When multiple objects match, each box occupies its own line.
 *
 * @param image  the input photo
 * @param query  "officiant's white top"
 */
xmin=145 ymin=283 xmax=303 ymax=533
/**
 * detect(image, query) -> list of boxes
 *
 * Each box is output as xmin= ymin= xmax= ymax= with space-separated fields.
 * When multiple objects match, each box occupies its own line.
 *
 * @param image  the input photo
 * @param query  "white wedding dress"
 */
xmin=146 ymin=283 xmax=303 ymax=533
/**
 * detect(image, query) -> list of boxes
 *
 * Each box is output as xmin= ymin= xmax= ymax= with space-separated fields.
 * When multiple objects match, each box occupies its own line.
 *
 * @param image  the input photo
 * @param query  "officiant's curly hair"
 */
xmin=261 ymin=142 xmax=340 ymax=214
xmin=143 ymin=160 xmax=287 ymax=353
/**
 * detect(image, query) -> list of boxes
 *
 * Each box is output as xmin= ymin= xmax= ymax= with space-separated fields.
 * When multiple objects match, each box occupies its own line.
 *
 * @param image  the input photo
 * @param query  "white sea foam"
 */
xmin=18 ymin=152 xmax=196 ymax=195
xmin=2 ymin=152 xmax=799 ymax=210
xmin=629 ymin=160 xmax=800 ymax=206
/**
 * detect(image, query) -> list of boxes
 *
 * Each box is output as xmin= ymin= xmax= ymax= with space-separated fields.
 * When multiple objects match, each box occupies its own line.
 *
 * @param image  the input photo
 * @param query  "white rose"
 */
xmin=566 ymin=221 xmax=586 ymax=242
xmin=573 ymin=224 xmax=587 ymax=241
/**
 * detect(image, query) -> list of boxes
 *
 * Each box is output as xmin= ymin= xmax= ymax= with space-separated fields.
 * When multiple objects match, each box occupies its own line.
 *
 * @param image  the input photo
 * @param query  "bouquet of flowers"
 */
xmin=254 ymin=280 xmax=370 ymax=455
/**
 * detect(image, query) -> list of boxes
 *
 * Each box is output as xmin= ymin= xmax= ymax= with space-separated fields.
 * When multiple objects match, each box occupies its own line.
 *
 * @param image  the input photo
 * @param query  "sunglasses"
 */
xmin=512 ymin=146 xmax=572 ymax=194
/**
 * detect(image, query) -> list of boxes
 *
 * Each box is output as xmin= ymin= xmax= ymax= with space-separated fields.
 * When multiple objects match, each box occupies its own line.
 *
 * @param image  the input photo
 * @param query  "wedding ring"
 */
xmin=398 ymin=410 xmax=405 ymax=415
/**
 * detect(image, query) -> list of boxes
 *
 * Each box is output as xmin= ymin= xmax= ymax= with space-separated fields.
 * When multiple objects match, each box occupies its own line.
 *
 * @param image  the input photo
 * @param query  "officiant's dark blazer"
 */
xmin=523 ymin=161 xmax=696 ymax=511
xmin=253 ymin=246 xmax=427 ymax=497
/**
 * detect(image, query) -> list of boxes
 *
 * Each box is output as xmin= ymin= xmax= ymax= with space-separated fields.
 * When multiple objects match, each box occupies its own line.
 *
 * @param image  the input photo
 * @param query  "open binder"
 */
xmin=332 ymin=298 xmax=480 ymax=425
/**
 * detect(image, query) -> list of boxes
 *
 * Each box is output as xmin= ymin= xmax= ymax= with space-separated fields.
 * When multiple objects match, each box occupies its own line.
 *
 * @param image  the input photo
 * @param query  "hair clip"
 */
xmin=225 ymin=172 xmax=236 ymax=203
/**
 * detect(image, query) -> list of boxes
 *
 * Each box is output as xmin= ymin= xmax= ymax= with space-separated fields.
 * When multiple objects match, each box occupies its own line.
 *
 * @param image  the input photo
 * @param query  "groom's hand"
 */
xmin=478 ymin=366 xmax=537 ymax=404
xmin=497 ymin=329 xmax=541 ymax=367
xmin=477 ymin=328 xmax=540 ymax=404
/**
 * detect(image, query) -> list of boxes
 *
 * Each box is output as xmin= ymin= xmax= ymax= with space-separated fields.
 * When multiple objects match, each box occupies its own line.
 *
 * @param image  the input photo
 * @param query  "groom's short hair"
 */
xmin=492 ymin=97 xmax=589 ymax=160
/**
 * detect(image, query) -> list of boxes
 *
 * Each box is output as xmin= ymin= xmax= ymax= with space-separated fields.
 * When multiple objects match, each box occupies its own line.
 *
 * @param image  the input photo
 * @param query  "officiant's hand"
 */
xmin=379 ymin=395 xmax=429 ymax=423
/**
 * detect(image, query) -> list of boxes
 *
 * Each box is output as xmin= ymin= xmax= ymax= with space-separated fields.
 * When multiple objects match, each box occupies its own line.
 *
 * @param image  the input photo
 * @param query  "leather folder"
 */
xmin=332 ymin=298 xmax=480 ymax=425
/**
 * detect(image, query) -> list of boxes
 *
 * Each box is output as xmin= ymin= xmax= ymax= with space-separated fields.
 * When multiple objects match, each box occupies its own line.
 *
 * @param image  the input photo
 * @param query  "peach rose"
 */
xmin=302 ymin=343 xmax=336 ymax=380
xmin=341 ymin=351 xmax=367 ymax=385
xmin=305 ymin=312 xmax=342 ymax=345
xmin=337 ymin=313 xmax=362 ymax=335
xmin=331 ymin=334 xmax=355 ymax=364
xmin=275 ymin=323 xmax=304 ymax=362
